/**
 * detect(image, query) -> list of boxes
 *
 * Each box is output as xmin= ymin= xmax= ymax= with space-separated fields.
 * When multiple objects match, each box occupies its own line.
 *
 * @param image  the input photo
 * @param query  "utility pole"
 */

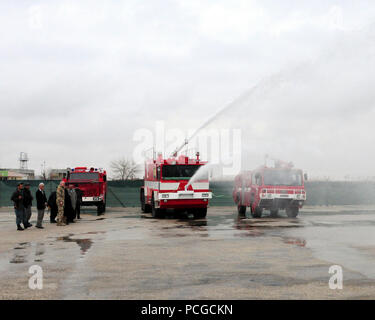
xmin=41 ymin=161 xmax=46 ymax=180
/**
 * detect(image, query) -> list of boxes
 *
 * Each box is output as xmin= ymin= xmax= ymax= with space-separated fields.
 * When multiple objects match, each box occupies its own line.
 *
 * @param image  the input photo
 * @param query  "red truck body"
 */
xmin=64 ymin=167 xmax=107 ymax=215
xmin=233 ymin=163 xmax=306 ymax=218
xmin=140 ymin=153 xmax=212 ymax=218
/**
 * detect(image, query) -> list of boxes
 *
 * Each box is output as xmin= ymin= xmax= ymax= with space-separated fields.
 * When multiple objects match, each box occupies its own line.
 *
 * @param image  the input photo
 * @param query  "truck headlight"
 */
xmin=202 ymin=193 xmax=209 ymax=197
xmin=161 ymin=194 xmax=169 ymax=199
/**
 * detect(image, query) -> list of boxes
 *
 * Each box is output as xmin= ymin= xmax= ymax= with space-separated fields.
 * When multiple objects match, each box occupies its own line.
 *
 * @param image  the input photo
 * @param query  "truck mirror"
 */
xmin=304 ymin=173 xmax=308 ymax=181
xmin=103 ymin=175 xmax=107 ymax=182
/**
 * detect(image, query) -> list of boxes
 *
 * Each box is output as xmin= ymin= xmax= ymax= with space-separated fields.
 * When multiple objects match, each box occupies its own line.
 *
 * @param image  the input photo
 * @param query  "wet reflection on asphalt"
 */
xmin=1 ymin=206 xmax=375 ymax=299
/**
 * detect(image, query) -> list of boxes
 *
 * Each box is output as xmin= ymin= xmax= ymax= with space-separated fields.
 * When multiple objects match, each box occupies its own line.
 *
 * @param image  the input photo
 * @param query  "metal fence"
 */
xmin=1 ymin=180 xmax=375 ymax=207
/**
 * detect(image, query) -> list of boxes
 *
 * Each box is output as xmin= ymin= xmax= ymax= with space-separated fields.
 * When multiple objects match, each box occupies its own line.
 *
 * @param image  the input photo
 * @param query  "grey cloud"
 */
xmin=1 ymin=0 xmax=375 ymax=179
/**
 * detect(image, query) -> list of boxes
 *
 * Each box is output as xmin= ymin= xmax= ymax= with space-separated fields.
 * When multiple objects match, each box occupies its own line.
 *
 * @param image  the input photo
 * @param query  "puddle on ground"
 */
xmin=10 ymin=255 xmax=27 ymax=264
xmin=13 ymin=242 xmax=30 ymax=250
xmin=283 ymin=237 xmax=307 ymax=247
xmin=115 ymin=215 xmax=141 ymax=219
xmin=234 ymin=216 xmax=303 ymax=229
xmin=149 ymin=213 xmax=305 ymax=239
xmin=86 ymin=231 xmax=106 ymax=235
xmin=9 ymin=242 xmax=47 ymax=264
xmin=35 ymin=243 xmax=45 ymax=256
xmin=162 ymin=220 xmax=208 ymax=229
xmin=57 ymin=235 xmax=93 ymax=256
xmin=9 ymin=242 xmax=31 ymax=264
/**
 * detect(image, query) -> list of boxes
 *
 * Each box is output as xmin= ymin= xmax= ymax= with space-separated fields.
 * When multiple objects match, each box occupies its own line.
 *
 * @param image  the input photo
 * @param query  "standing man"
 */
xmin=56 ymin=181 xmax=66 ymax=226
xmin=68 ymin=184 xmax=77 ymax=222
xmin=75 ymin=185 xmax=82 ymax=219
xmin=64 ymin=185 xmax=74 ymax=223
xmin=11 ymin=183 xmax=26 ymax=231
xmin=23 ymin=183 xmax=33 ymax=228
xmin=36 ymin=183 xmax=47 ymax=229
xmin=48 ymin=190 xmax=58 ymax=223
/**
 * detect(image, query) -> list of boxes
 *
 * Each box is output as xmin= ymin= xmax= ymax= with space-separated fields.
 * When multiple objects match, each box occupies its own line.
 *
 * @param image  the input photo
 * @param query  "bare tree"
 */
xmin=41 ymin=165 xmax=52 ymax=180
xmin=110 ymin=158 xmax=139 ymax=180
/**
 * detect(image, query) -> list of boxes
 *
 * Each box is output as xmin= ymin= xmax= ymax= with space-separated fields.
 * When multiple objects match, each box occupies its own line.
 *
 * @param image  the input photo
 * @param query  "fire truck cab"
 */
xmin=140 ymin=153 xmax=212 ymax=219
xmin=233 ymin=161 xmax=306 ymax=218
xmin=64 ymin=167 xmax=107 ymax=215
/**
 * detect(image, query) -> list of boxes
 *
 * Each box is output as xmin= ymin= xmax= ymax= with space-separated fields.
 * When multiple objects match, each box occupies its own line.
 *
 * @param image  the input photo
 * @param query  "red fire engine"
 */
xmin=233 ymin=160 xmax=307 ymax=218
xmin=64 ymin=167 xmax=107 ymax=215
xmin=140 ymin=152 xmax=212 ymax=219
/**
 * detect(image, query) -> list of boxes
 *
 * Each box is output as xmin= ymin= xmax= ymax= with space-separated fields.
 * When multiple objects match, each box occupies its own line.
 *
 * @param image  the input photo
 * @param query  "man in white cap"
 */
xmin=35 ymin=183 xmax=47 ymax=229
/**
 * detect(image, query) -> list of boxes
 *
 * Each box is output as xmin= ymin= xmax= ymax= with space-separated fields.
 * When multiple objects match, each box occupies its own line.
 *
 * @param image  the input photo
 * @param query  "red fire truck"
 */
xmin=140 ymin=152 xmax=212 ymax=219
xmin=64 ymin=167 xmax=107 ymax=215
xmin=233 ymin=161 xmax=306 ymax=218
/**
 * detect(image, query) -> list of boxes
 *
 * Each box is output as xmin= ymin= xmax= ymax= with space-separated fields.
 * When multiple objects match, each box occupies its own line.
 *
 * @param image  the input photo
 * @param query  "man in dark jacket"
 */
xmin=64 ymin=187 xmax=75 ymax=224
xmin=68 ymin=184 xmax=77 ymax=220
xmin=23 ymin=183 xmax=33 ymax=227
xmin=75 ymin=186 xmax=83 ymax=219
xmin=36 ymin=183 xmax=47 ymax=229
xmin=11 ymin=183 xmax=27 ymax=230
xmin=47 ymin=191 xmax=58 ymax=223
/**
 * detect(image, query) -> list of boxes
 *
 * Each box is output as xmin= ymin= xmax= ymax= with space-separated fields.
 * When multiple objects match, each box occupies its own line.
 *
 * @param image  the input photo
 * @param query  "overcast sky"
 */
xmin=1 ymin=0 xmax=375 ymax=179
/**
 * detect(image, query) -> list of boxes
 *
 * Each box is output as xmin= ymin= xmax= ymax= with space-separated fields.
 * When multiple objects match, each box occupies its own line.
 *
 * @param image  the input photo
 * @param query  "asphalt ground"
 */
xmin=1 ymin=205 xmax=374 ymax=299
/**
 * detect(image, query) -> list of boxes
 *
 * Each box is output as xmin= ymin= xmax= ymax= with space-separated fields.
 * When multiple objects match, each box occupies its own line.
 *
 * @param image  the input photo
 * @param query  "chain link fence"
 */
xmin=1 ymin=180 xmax=375 ymax=208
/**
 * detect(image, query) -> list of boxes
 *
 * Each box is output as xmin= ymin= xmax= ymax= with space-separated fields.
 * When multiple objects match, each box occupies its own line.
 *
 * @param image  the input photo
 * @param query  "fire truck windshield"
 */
xmin=70 ymin=172 xmax=99 ymax=181
xmin=263 ymin=169 xmax=302 ymax=186
xmin=162 ymin=165 xmax=204 ymax=180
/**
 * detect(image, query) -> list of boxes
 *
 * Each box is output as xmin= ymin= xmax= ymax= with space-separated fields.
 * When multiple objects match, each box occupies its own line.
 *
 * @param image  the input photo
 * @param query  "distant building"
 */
xmin=0 ymin=170 xmax=28 ymax=180
xmin=0 ymin=168 xmax=35 ymax=180
xmin=49 ymin=169 xmax=68 ymax=180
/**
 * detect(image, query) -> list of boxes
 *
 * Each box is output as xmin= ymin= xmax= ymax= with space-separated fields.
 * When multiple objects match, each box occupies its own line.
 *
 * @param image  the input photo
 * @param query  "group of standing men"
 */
xmin=11 ymin=181 xmax=82 ymax=230
xmin=54 ymin=181 xmax=82 ymax=226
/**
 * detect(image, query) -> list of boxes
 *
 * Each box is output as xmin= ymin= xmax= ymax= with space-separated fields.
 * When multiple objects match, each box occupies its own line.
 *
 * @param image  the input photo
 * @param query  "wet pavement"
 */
xmin=0 ymin=206 xmax=375 ymax=299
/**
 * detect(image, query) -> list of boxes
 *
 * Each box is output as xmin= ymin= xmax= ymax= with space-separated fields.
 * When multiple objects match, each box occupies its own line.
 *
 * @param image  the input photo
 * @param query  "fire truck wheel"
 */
xmin=194 ymin=208 xmax=207 ymax=219
xmin=97 ymin=203 xmax=105 ymax=215
xmin=152 ymin=206 xmax=164 ymax=218
xmin=237 ymin=205 xmax=246 ymax=215
xmin=141 ymin=193 xmax=146 ymax=212
xmin=286 ymin=207 xmax=299 ymax=218
xmin=140 ymin=191 xmax=152 ymax=213
xmin=270 ymin=209 xmax=279 ymax=217
xmin=151 ymin=198 xmax=164 ymax=218
xmin=251 ymin=206 xmax=263 ymax=218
